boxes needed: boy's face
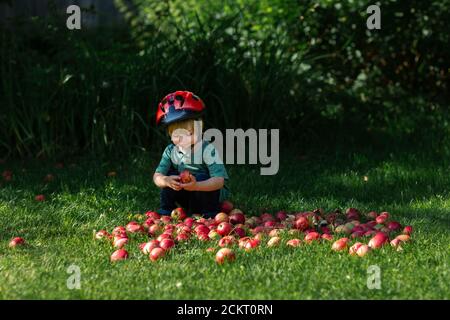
[170,128,199,149]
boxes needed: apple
[126,222,144,234]
[184,217,195,228]
[161,216,172,224]
[229,211,245,225]
[304,232,320,243]
[35,194,46,202]
[390,238,402,247]
[197,232,210,241]
[143,218,156,229]
[208,230,220,240]
[321,233,333,241]
[179,170,191,183]
[148,224,162,236]
[195,224,210,235]
[260,213,275,222]
[233,227,246,238]
[215,248,236,264]
[356,244,371,257]
[95,230,110,240]
[149,247,165,261]
[111,249,128,262]
[346,208,360,221]
[268,229,281,237]
[403,226,413,235]
[264,221,276,228]
[267,236,281,247]
[286,239,302,247]
[112,226,126,237]
[160,238,175,250]
[171,207,187,221]
[220,200,234,213]
[218,235,236,247]
[113,236,128,249]
[9,237,25,248]
[142,240,160,254]
[366,211,378,220]
[251,226,265,235]
[351,231,365,239]
[157,233,172,242]
[254,232,266,241]
[244,238,260,251]
[332,238,349,251]
[294,217,309,231]
[368,232,389,249]
[238,237,251,249]
[217,222,233,236]
[214,212,229,223]
[145,211,160,220]
[276,211,287,221]
[206,247,216,253]
[349,242,364,255]
[176,232,190,242]
[387,221,402,231]
[395,234,411,242]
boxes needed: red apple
[176,232,190,242]
[95,230,110,240]
[197,232,210,241]
[387,221,401,231]
[403,225,413,235]
[179,170,191,183]
[332,238,349,251]
[215,248,236,264]
[206,247,216,253]
[276,211,287,221]
[260,213,275,222]
[35,194,45,202]
[195,224,210,235]
[286,239,302,247]
[220,200,234,213]
[218,235,236,247]
[229,211,245,225]
[304,232,320,243]
[267,236,281,247]
[9,237,25,248]
[148,224,162,236]
[346,208,360,221]
[157,233,172,242]
[368,232,389,249]
[160,238,175,250]
[294,217,309,231]
[113,236,128,249]
[142,240,160,254]
[126,222,144,233]
[145,211,160,220]
[214,212,229,223]
[321,233,333,241]
[244,238,260,251]
[366,211,378,220]
[112,226,127,237]
[349,242,364,255]
[149,247,165,261]
[184,217,195,228]
[171,207,187,221]
[356,244,371,257]
[233,227,246,238]
[217,222,233,236]
[161,216,172,224]
[395,234,411,242]
[111,249,128,262]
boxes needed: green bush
[0,0,448,158]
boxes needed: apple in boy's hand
[179,170,191,184]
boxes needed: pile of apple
[95,201,413,264]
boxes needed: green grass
[0,148,449,299]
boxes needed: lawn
[0,147,449,299]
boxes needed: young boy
[153,91,230,218]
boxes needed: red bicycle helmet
[156,91,205,126]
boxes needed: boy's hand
[180,174,197,191]
[164,175,182,191]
